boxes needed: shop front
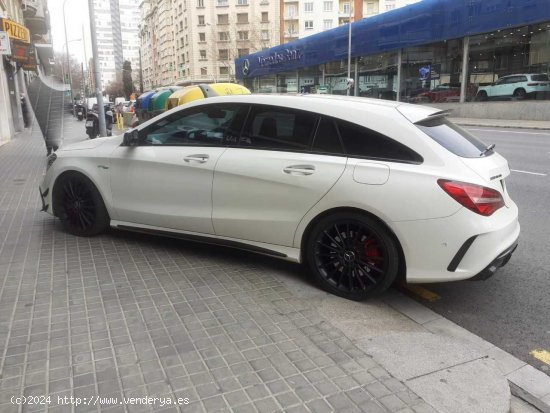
[235,0,550,120]
[0,17,34,142]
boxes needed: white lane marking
[466,128,550,136]
[511,169,547,176]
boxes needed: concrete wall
[423,101,550,121]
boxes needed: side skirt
[111,221,301,262]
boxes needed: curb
[383,291,550,413]
[450,119,550,131]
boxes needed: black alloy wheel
[307,213,399,301]
[53,173,109,236]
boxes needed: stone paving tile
[0,116,433,412]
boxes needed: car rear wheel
[53,173,109,236]
[513,88,526,99]
[477,91,488,101]
[306,213,399,301]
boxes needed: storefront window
[357,51,398,100]
[297,65,323,94]
[468,22,550,102]
[400,40,463,104]
[276,71,298,93]
[324,60,355,96]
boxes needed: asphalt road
[409,126,550,377]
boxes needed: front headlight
[46,153,57,171]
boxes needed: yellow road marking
[530,349,550,365]
[404,285,441,302]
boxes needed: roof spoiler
[198,84,220,98]
[414,110,453,126]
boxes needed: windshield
[416,117,491,158]
[532,74,549,81]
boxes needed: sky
[48,0,92,66]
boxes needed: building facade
[237,0,550,110]
[0,0,51,144]
[280,0,421,43]
[139,0,280,89]
[92,0,140,89]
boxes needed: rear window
[337,120,423,164]
[531,74,549,81]
[416,117,491,158]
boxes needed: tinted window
[416,117,490,158]
[337,120,423,164]
[532,74,549,81]
[240,105,317,151]
[312,118,344,155]
[140,104,247,146]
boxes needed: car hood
[58,135,121,152]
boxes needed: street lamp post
[63,0,75,114]
[88,0,107,137]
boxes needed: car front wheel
[306,213,399,301]
[53,173,109,236]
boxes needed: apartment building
[281,0,420,43]
[92,0,140,88]
[140,0,280,89]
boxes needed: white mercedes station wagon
[40,94,519,300]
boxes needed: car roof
[138,93,442,129]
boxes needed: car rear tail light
[527,83,539,86]
[437,179,504,216]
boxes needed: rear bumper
[469,239,518,281]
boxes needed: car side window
[140,104,247,146]
[311,117,344,155]
[337,119,423,164]
[240,105,317,151]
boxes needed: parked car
[413,84,461,103]
[39,95,519,301]
[476,73,550,100]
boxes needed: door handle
[184,154,209,163]
[283,165,315,176]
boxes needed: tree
[51,51,84,98]
[105,78,124,98]
[122,60,133,99]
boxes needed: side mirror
[123,129,140,147]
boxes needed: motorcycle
[85,104,113,139]
[75,104,85,121]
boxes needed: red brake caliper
[364,238,382,268]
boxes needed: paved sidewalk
[0,114,547,413]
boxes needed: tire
[305,212,399,301]
[53,172,109,236]
[477,91,488,101]
[513,88,526,99]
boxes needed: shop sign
[9,40,36,71]
[258,49,303,68]
[0,18,30,44]
[0,31,11,55]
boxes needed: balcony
[24,0,50,36]
[283,32,299,39]
[284,14,298,21]
[22,0,39,18]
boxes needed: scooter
[75,104,85,121]
[85,104,113,139]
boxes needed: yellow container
[166,83,251,110]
